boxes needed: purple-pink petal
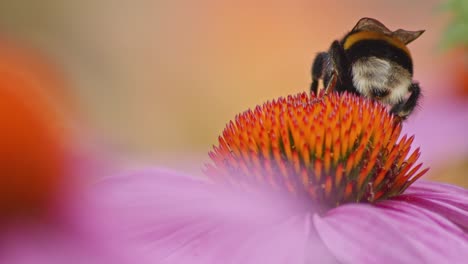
[314,204,423,263]
[396,180,468,231]
[87,168,334,263]
[314,201,468,264]
[378,200,467,236]
[0,225,125,264]
[407,180,468,197]
[86,169,468,264]
[403,98,468,165]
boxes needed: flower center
[0,42,67,222]
[205,92,428,209]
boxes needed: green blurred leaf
[440,0,468,50]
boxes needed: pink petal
[403,99,468,165]
[314,202,468,264]
[88,168,335,263]
[406,180,468,199]
[397,180,468,231]
[0,225,123,264]
[377,200,467,236]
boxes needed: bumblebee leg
[311,52,328,94]
[390,82,421,120]
[329,41,348,79]
[325,73,338,94]
[328,40,351,93]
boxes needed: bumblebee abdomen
[351,57,412,105]
[343,32,413,75]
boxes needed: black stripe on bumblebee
[310,17,425,120]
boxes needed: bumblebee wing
[392,29,425,44]
[351,17,392,34]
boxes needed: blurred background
[0,0,466,186]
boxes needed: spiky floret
[205,92,428,209]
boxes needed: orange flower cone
[206,92,428,209]
[0,39,68,221]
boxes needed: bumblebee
[311,17,425,120]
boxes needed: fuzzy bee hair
[311,17,424,120]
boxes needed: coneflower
[0,38,120,264]
[91,92,468,264]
